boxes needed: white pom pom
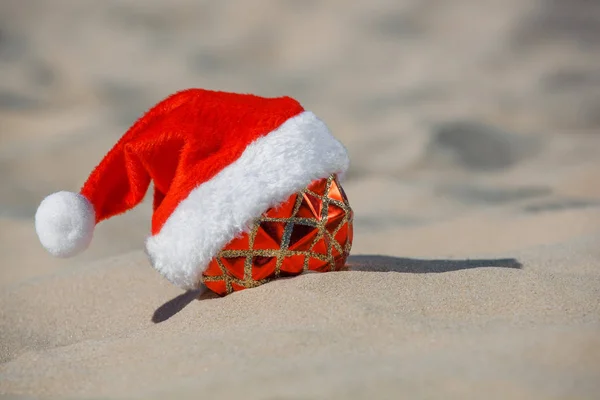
[35,191,96,258]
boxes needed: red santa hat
[34,88,349,289]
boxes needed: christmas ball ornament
[203,174,353,295]
[34,88,352,294]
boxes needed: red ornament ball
[202,174,353,295]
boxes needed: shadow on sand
[152,254,522,323]
[346,255,522,273]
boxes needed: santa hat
[35,89,349,289]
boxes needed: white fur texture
[145,111,349,289]
[35,191,96,258]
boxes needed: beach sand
[1,0,600,398]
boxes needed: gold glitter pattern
[201,174,353,295]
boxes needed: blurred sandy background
[1,0,600,399]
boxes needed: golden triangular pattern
[201,174,354,295]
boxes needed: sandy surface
[1,0,600,398]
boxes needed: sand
[1,0,600,398]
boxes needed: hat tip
[35,191,96,258]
